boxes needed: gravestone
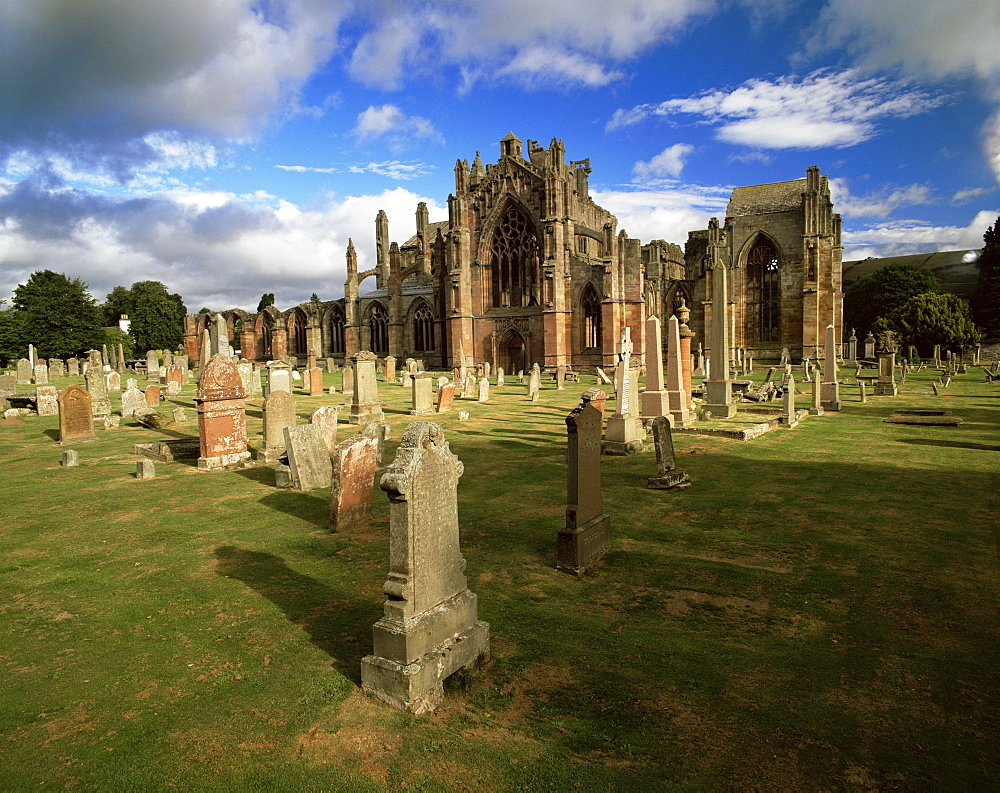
[865,333,877,359]
[259,390,296,463]
[329,433,379,532]
[516,370,525,384]
[410,372,434,415]
[57,385,97,444]
[310,404,341,452]
[61,449,79,467]
[342,362,355,396]
[106,371,120,392]
[0,373,14,392]
[361,421,392,466]
[17,359,32,384]
[269,367,292,395]
[603,328,644,455]
[85,369,111,417]
[136,459,156,479]
[664,315,691,426]
[401,370,413,388]
[859,382,867,402]
[809,375,824,416]
[172,408,188,423]
[196,354,250,471]
[349,351,384,425]
[120,385,146,417]
[163,350,173,368]
[361,422,489,715]
[821,324,842,411]
[308,366,324,396]
[496,367,505,387]
[48,360,63,381]
[164,365,184,391]
[236,362,253,397]
[436,382,456,413]
[526,368,540,402]
[146,350,160,378]
[283,424,333,490]
[462,375,476,398]
[33,363,48,385]
[646,416,691,489]
[144,384,161,406]
[558,390,611,573]
[166,381,181,396]
[781,376,798,428]
[384,356,396,382]
[477,377,489,402]
[703,259,737,418]
[116,343,125,373]
[847,330,857,362]
[555,364,566,391]
[640,315,670,420]
[36,386,58,416]
[28,344,36,368]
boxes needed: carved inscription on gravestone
[58,385,98,444]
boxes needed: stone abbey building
[184,133,842,369]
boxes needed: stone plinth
[361,422,489,715]
[196,354,250,471]
[559,391,611,573]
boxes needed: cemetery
[0,349,997,789]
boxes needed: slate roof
[727,178,807,217]
[400,220,449,250]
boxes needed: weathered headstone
[603,328,644,455]
[462,375,476,399]
[664,315,691,426]
[558,390,611,573]
[477,377,489,402]
[436,382,455,413]
[259,389,296,463]
[641,315,669,421]
[106,371,120,392]
[781,376,798,428]
[555,364,566,390]
[821,324,842,411]
[172,407,188,423]
[329,433,379,532]
[33,363,49,385]
[308,366,324,396]
[847,330,857,362]
[57,385,97,444]
[236,362,253,397]
[61,449,79,467]
[16,358,32,384]
[646,416,691,489]
[859,382,868,402]
[496,367,505,387]
[36,385,58,416]
[310,404,341,453]
[120,385,146,417]
[146,350,160,378]
[144,384,161,406]
[361,421,391,466]
[526,367,540,402]
[196,354,250,470]
[410,372,434,415]
[86,369,112,418]
[704,253,737,418]
[283,424,333,490]
[809,375,824,416]
[136,459,156,479]
[361,422,489,715]
[48,359,63,381]
[269,367,292,395]
[342,362,355,396]
[349,351,384,425]
[384,356,396,382]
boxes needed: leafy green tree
[103,327,135,363]
[257,293,275,312]
[12,270,104,358]
[198,307,212,314]
[0,305,25,367]
[101,281,186,353]
[309,293,321,305]
[844,263,940,340]
[969,216,1000,341]
[886,292,980,355]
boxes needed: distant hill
[842,250,979,299]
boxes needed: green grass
[1,364,998,790]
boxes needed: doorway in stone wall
[498,329,527,375]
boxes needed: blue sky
[1,0,998,312]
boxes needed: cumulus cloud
[0,0,346,173]
[841,210,999,260]
[0,176,445,310]
[347,0,713,91]
[591,181,731,243]
[632,144,694,181]
[607,70,944,150]
[828,178,935,219]
[351,106,443,150]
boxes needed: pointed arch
[497,328,527,375]
[477,194,542,309]
[409,299,435,352]
[581,282,602,350]
[741,233,781,344]
[364,301,389,354]
[254,306,281,360]
[324,303,345,356]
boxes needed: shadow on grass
[43,429,59,441]
[899,438,1000,452]
[213,544,370,683]
[258,489,329,526]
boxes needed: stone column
[676,301,695,412]
[640,315,669,420]
[361,422,489,715]
[664,316,691,427]
[704,265,737,418]
[821,324,841,411]
[558,390,611,574]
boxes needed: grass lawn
[1,363,998,790]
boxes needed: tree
[198,307,212,314]
[969,216,1000,341]
[886,292,980,355]
[309,293,321,305]
[101,281,186,353]
[11,270,104,358]
[844,263,940,340]
[0,304,24,367]
[103,327,135,363]
[257,293,275,312]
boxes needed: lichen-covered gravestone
[195,354,250,471]
[310,404,341,453]
[120,385,146,418]
[410,372,434,415]
[329,433,379,532]
[57,385,97,444]
[646,416,690,490]
[349,351,384,425]
[35,386,58,416]
[361,422,489,715]
[436,382,455,413]
[17,358,32,384]
[283,424,333,490]
[259,389,296,463]
[558,390,611,574]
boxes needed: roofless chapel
[184,133,843,370]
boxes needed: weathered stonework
[196,354,250,471]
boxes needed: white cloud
[828,178,935,219]
[607,70,945,150]
[632,144,694,181]
[348,161,434,180]
[841,210,999,259]
[351,105,443,150]
[952,186,993,203]
[276,164,338,174]
[0,177,446,311]
[592,181,731,243]
[347,0,713,91]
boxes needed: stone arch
[739,232,782,345]
[254,306,281,360]
[476,193,542,309]
[579,281,603,350]
[363,301,389,354]
[497,327,527,375]
[287,307,309,356]
[664,282,692,319]
[407,298,435,353]
[321,303,346,356]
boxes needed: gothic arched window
[328,307,345,355]
[490,204,540,308]
[412,303,434,352]
[367,303,389,354]
[290,309,308,355]
[746,236,780,344]
[582,284,602,349]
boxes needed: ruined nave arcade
[184,134,842,371]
